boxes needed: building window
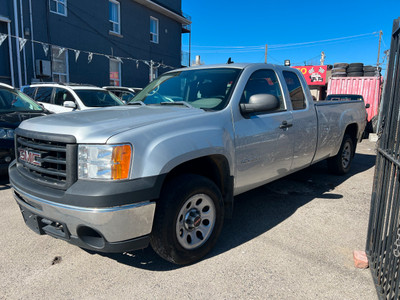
[110,59,121,86]
[49,0,67,16]
[109,0,120,34]
[150,17,159,43]
[52,46,69,83]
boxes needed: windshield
[0,88,43,113]
[130,68,242,111]
[74,90,125,107]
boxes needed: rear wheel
[150,174,224,265]
[328,134,354,175]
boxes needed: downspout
[19,0,28,85]
[13,0,22,87]
[29,0,36,79]
[7,22,15,87]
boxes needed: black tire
[364,72,378,77]
[150,174,224,265]
[334,63,349,69]
[327,134,354,175]
[332,68,346,73]
[347,72,364,77]
[364,66,381,72]
[332,73,347,77]
[347,66,363,73]
[349,63,364,68]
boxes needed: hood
[18,105,206,143]
[0,111,47,129]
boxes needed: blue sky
[182,1,400,70]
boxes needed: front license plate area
[20,207,44,235]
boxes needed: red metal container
[327,77,382,121]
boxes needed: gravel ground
[0,139,378,299]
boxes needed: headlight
[0,129,15,139]
[78,144,132,180]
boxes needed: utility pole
[320,51,325,65]
[149,60,154,82]
[377,30,383,67]
[264,44,267,63]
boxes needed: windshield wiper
[128,101,146,106]
[160,101,194,108]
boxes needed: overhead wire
[187,31,379,54]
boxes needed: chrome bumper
[13,186,156,243]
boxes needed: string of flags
[0,32,175,70]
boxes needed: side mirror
[365,103,370,109]
[240,94,280,115]
[63,101,76,109]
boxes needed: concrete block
[369,134,378,142]
[353,250,369,269]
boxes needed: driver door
[234,69,294,194]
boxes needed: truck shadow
[100,151,376,270]
[0,173,10,191]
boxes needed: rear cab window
[282,71,307,110]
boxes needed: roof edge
[132,0,191,25]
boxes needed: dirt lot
[0,140,378,299]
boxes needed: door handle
[279,120,293,129]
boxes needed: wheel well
[344,123,358,155]
[162,155,234,216]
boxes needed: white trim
[133,0,190,25]
[49,0,67,17]
[51,46,69,83]
[0,16,11,23]
[29,0,36,79]
[150,16,159,44]
[0,17,14,86]
[109,58,121,86]
[7,22,15,86]
[109,0,121,35]
[13,0,22,87]
[20,0,27,85]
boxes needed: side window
[282,71,306,110]
[35,87,53,103]
[54,88,74,106]
[22,87,36,99]
[241,69,285,111]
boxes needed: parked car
[9,63,367,264]
[0,83,47,174]
[103,86,143,103]
[21,83,124,113]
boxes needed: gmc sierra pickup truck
[9,64,367,265]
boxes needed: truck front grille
[15,129,77,190]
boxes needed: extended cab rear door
[280,70,318,171]
[233,68,294,194]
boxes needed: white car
[21,83,125,113]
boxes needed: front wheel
[150,174,224,265]
[327,134,354,175]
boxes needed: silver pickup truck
[9,63,367,264]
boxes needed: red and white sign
[292,65,327,86]
[110,72,119,80]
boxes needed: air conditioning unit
[36,59,51,77]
